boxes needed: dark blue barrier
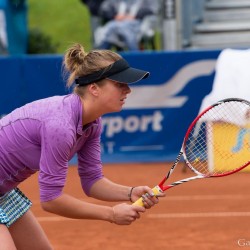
[0,50,221,163]
[0,55,67,116]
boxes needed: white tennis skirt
[0,188,32,227]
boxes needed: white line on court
[147,212,250,219]
[36,211,250,222]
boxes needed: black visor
[75,58,150,86]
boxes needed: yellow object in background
[211,123,250,172]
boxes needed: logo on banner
[102,111,163,138]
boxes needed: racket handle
[132,185,163,207]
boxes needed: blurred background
[3,0,250,55]
[1,0,250,163]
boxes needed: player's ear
[88,83,99,97]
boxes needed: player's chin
[113,105,123,112]
[105,105,122,113]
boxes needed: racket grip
[132,185,163,207]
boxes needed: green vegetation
[27,0,162,54]
[27,0,92,54]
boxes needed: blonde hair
[63,43,122,95]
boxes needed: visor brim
[107,67,150,84]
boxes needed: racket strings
[184,100,250,176]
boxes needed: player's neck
[81,99,103,126]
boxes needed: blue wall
[0,50,221,162]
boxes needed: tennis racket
[133,98,250,207]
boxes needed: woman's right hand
[111,203,146,225]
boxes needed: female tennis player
[0,43,161,249]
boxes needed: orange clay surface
[19,163,250,250]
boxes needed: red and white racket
[133,98,250,206]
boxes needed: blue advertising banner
[0,50,221,163]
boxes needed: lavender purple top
[0,94,104,202]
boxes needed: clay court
[20,162,250,250]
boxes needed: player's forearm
[41,193,114,222]
[89,177,131,202]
